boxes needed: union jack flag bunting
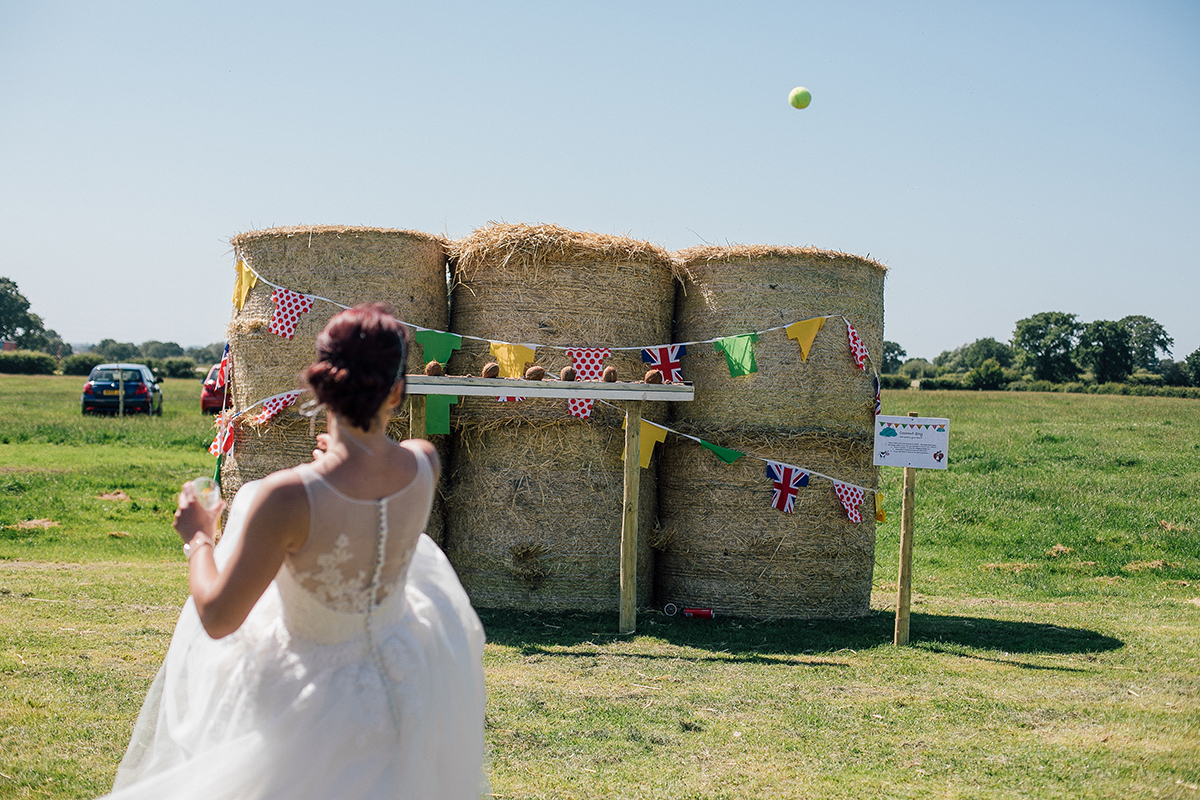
[215,343,229,389]
[765,460,810,513]
[641,344,686,383]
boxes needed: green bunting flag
[713,333,758,377]
[424,395,458,435]
[700,439,744,464]
[413,330,463,366]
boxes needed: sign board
[873,416,950,470]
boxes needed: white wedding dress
[104,443,487,799]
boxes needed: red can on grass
[682,607,714,619]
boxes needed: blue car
[81,363,163,415]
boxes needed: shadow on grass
[478,608,1123,664]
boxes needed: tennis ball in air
[788,87,812,109]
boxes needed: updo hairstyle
[304,303,408,431]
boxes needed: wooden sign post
[873,410,951,647]
[894,412,919,646]
[404,375,693,634]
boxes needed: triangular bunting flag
[875,492,886,523]
[565,347,612,418]
[254,391,303,424]
[424,395,458,435]
[765,461,810,513]
[785,317,825,362]
[714,333,758,377]
[208,416,235,456]
[215,343,230,390]
[232,259,258,311]
[845,320,869,371]
[622,419,669,468]
[833,481,865,523]
[413,330,462,366]
[873,375,882,416]
[269,288,315,339]
[700,439,744,464]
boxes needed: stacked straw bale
[222,225,450,542]
[671,245,886,437]
[445,223,678,611]
[655,244,887,618]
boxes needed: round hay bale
[444,223,678,610]
[220,225,450,544]
[447,223,679,425]
[445,420,655,611]
[654,432,876,619]
[672,245,887,438]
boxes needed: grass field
[1,375,1198,799]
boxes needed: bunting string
[232,253,880,374]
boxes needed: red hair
[303,303,408,430]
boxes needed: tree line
[0,276,223,376]
[882,313,1200,391]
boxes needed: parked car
[200,363,228,414]
[81,363,163,415]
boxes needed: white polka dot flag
[564,347,612,418]
[845,320,869,371]
[832,481,865,523]
[253,391,304,424]
[269,288,316,340]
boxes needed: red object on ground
[682,607,714,619]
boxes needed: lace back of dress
[287,452,432,615]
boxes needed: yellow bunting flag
[622,419,669,468]
[232,259,258,311]
[785,317,826,362]
[875,492,886,523]
[489,342,537,378]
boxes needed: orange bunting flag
[785,317,826,362]
[875,492,886,523]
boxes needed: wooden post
[620,401,643,634]
[118,364,125,418]
[408,395,426,440]
[894,411,918,646]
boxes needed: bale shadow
[478,607,1123,663]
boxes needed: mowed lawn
[1,375,1198,799]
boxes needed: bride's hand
[173,483,225,543]
[312,433,332,462]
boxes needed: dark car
[81,363,163,415]
[200,363,228,414]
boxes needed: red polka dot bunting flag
[269,288,316,340]
[253,391,303,424]
[832,481,865,523]
[208,420,234,456]
[564,347,611,418]
[845,320,869,371]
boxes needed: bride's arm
[174,471,309,639]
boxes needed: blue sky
[2,1,1197,361]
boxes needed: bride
[104,303,487,799]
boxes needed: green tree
[1119,315,1173,372]
[141,340,184,359]
[16,327,71,357]
[1012,312,1082,382]
[899,358,938,379]
[0,277,44,342]
[937,337,1015,372]
[965,358,1006,390]
[186,342,226,365]
[1185,348,1200,387]
[1077,320,1133,384]
[92,339,141,362]
[882,341,906,373]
